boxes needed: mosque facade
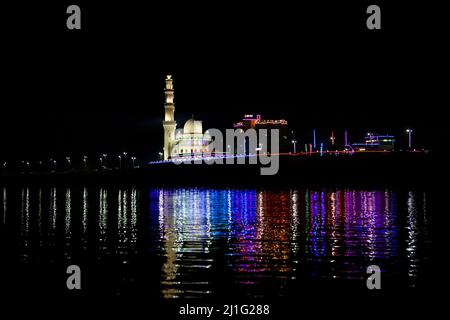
[162,75,211,160]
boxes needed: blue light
[313,129,316,150]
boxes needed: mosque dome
[183,118,203,134]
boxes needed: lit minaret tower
[163,75,176,160]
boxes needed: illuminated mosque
[162,75,211,160]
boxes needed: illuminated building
[233,114,289,152]
[162,75,211,159]
[233,114,288,130]
[172,119,212,157]
[351,133,395,151]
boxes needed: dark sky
[1,1,446,161]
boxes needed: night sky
[1,1,446,161]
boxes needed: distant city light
[406,129,413,149]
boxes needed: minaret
[163,75,176,160]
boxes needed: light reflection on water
[2,187,6,225]
[0,186,432,297]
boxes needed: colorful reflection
[152,187,430,297]
[2,186,431,297]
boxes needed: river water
[0,186,432,297]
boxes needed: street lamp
[291,140,297,154]
[50,159,57,170]
[131,156,136,168]
[101,154,108,168]
[118,155,122,169]
[406,129,413,149]
[123,152,127,168]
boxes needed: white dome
[183,118,203,134]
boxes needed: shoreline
[0,152,436,189]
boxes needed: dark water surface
[0,186,432,297]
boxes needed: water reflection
[98,188,108,256]
[38,188,43,247]
[156,189,216,298]
[153,188,430,297]
[406,191,419,288]
[2,187,6,225]
[117,188,138,260]
[82,188,88,248]
[3,186,432,296]
[50,187,57,234]
[20,188,31,260]
[64,188,72,259]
